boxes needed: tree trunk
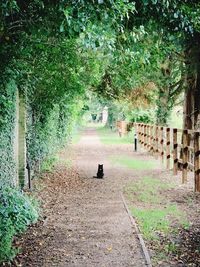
[183,33,200,130]
[183,88,193,129]
[156,86,172,126]
[156,58,173,126]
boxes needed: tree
[62,0,200,129]
[132,0,200,129]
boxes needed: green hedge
[0,77,18,188]
[0,187,39,263]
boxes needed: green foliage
[0,3,199,265]
[133,0,200,36]
[128,108,156,123]
[0,187,39,263]
[0,75,18,187]
[61,0,135,38]
[41,155,59,172]
[0,0,200,188]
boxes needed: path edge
[121,193,152,267]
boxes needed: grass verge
[110,155,157,170]
[124,176,189,264]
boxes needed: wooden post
[166,127,171,169]
[150,125,154,153]
[194,132,200,192]
[121,121,127,136]
[152,125,156,156]
[141,124,144,148]
[160,127,164,163]
[138,124,140,143]
[182,129,188,183]
[144,124,147,148]
[137,124,139,142]
[173,128,178,175]
[138,123,141,144]
[155,126,159,159]
[143,124,145,148]
[147,125,150,149]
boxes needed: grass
[124,175,188,263]
[125,176,172,203]
[97,126,134,145]
[132,205,185,240]
[110,155,157,170]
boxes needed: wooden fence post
[144,124,147,148]
[173,128,178,175]
[145,124,148,148]
[141,124,144,148]
[155,126,159,158]
[137,124,140,143]
[143,124,145,149]
[127,121,200,193]
[160,127,164,163]
[182,129,188,183]
[194,132,200,192]
[145,124,148,149]
[152,125,156,156]
[147,125,151,150]
[139,124,142,145]
[166,127,171,169]
[150,125,154,153]
[140,124,142,145]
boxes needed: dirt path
[11,128,146,267]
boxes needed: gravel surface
[6,127,200,267]
[9,128,146,267]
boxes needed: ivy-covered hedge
[0,14,91,264]
[26,100,83,173]
[0,187,39,263]
[0,76,18,188]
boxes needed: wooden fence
[134,123,200,192]
[116,120,127,136]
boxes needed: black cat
[93,164,104,179]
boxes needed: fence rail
[117,121,200,192]
[135,123,200,192]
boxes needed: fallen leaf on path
[107,245,113,252]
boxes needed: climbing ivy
[0,72,18,188]
[0,187,39,262]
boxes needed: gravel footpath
[9,128,145,267]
